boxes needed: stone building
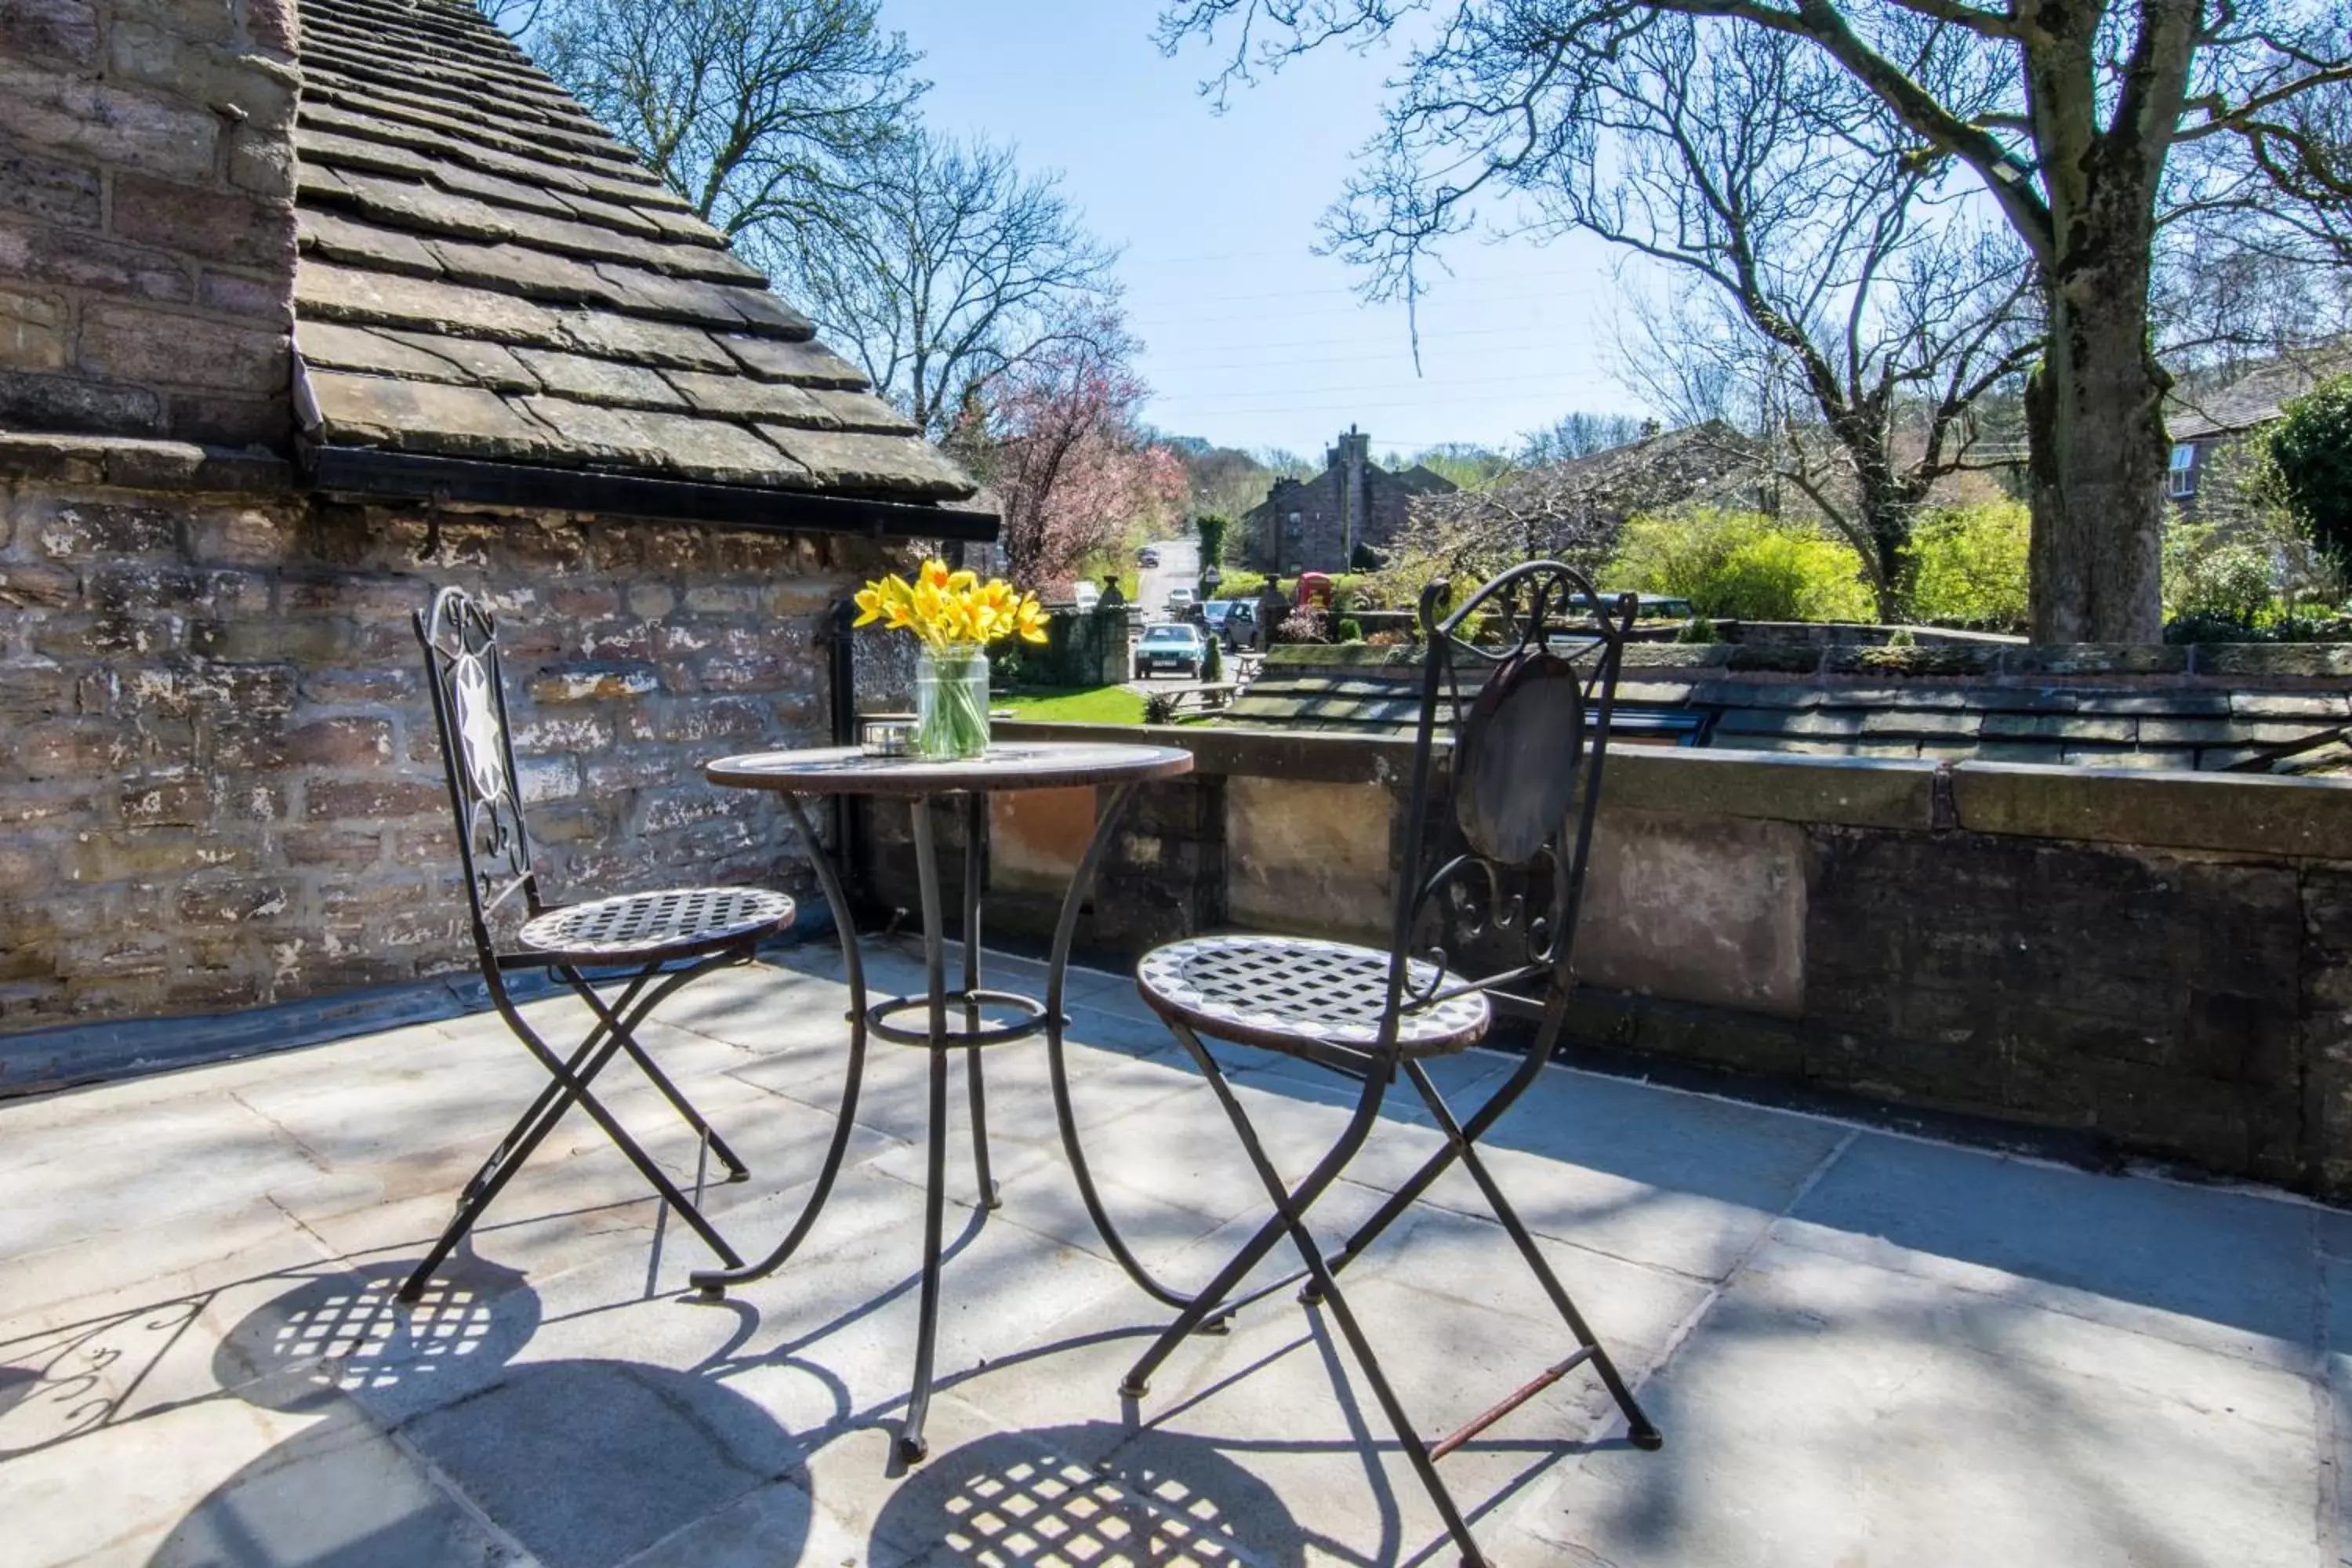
[1242,427,1455,574]
[0,0,983,1083]
[2165,346,2350,516]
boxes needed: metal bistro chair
[1118,562,1661,1566]
[398,586,797,1304]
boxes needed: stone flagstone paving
[0,941,2341,1566]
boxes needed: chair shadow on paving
[873,1421,1305,1568]
[137,1255,815,1568]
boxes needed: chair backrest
[415,586,539,956]
[1377,561,1635,1045]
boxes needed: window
[2168,442,2197,499]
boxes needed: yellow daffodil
[852,559,1052,652]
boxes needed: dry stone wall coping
[993,718,2352,858]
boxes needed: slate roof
[2169,346,2352,444]
[1227,647,2352,774]
[1405,423,1759,552]
[288,0,974,503]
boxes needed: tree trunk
[2024,284,2171,642]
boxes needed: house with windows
[2167,347,2350,514]
[1241,426,1455,573]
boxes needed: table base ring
[866,988,1052,1048]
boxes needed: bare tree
[779,132,1120,437]
[1159,0,2352,642]
[1569,20,2039,617]
[538,0,919,239]
[1518,411,1651,464]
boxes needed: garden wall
[866,718,2352,1200]
[0,437,878,1083]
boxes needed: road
[1133,537,1200,622]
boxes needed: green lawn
[996,685,1149,724]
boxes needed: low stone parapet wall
[862,718,2352,1199]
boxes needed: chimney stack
[0,0,301,448]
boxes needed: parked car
[1138,547,1162,569]
[1165,586,1198,617]
[1201,599,1259,650]
[1134,622,1207,679]
[1071,579,1100,613]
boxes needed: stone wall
[894,720,2352,1200]
[0,455,875,1069]
[0,0,299,445]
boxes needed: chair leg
[561,959,752,1181]
[1405,1062,1661,1449]
[1118,1021,1373,1400]
[399,987,746,1303]
[1183,1034,1493,1566]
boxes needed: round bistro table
[695,740,1195,1462]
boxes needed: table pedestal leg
[963,792,1000,1210]
[902,797,954,1462]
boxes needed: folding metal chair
[399,586,797,1304]
[1117,562,1661,1566]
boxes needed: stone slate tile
[430,238,627,305]
[553,310,735,372]
[663,367,832,424]
[514,347,686,408]
[376,326,540,391]
[713,334,870,388]
[1784,1132,2317,1358]
[296,259,569,344]
[515,397,810,485]
[1526,1239,2321,1568]
[309,370,561,459]
[403,1359,805,1568]
[760,425,979,499]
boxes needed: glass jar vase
[913,643,990,760]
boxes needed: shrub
[1606,508,1875,622]
[1336,617,1365,644]
[2267,375,2352,573]
[1218,568,1269,600]
[2164,521,2276,626]
[1907,502,2030,631]
[1278,604,1330,644]
[1203,638,1225,681]
[1676,615,1719,644]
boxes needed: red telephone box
[1297,572,1334,612]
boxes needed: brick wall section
[0,472,877,1045]
[0,0,299,445]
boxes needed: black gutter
[305,445,1000,541]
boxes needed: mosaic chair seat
[1119,563,1662,1568]
[397,586,796,1303]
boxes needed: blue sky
[880,0,1649,459]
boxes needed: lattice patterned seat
[517,886,796,961]
[1136,934,1492,1059]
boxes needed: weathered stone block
[303,777,448,821]
[0,60,220,181]
[0,0,100,69]
[0,144,102,230]
[0,287,67,371]
[80,303,288,395]
[282,717,394,766]
[0,369,163,436]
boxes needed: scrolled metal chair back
[416,586,539,951]
[1378,562,1635,1042]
